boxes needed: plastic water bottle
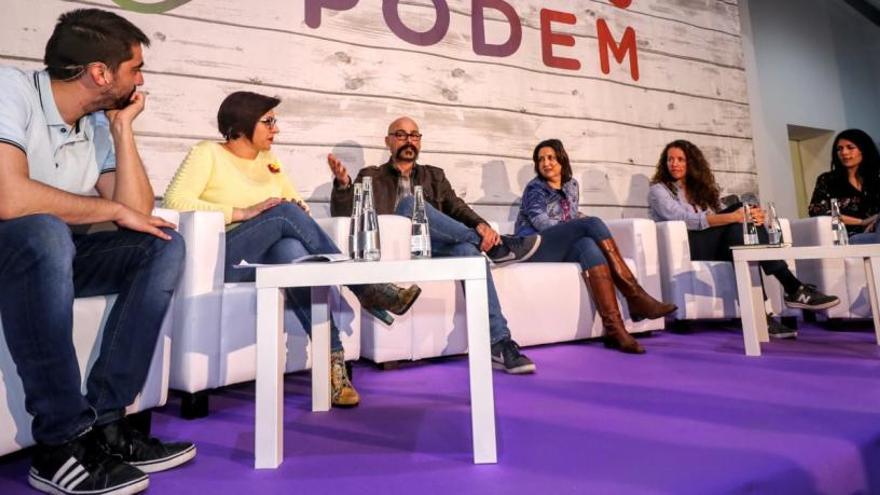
[765,202,783,245]
[360,176,381,261]
[830,198,849,246]
[410,185,431,259]
[348,182,363,260]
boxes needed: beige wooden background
[0,0,754,221]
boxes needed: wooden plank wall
[0,0,754,221]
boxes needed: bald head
[387,116,418,135]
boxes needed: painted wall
[740,0,880,219]
[0,0,755,222]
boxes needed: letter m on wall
[597,18,639,81]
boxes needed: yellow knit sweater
[163,141,304,225]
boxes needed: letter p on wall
[305,0,359,28]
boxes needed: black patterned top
[808,171,880,234]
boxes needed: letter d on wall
[472,0,522,57]
[305,0,359,29]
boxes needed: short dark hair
[217,91,281,141]
[44,9,150,80]
[532,139,573,184]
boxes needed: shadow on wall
[624,173,651,214]
[474,159,521,221]
[312,141,367,202]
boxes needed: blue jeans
[850,232,880,244]
[527,216,610,269]
[224,203,352,351]
[0,215,184,445]
[395,196,510,344]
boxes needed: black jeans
[687,223,788,276]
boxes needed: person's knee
[573,238,604,269]
[266,201,302,219]
[448,242,480,256]
[147,229,186,277]
[16,214,75,264]
[395,195,414,216]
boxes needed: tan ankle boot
[356,284,422,316]
[331,350,360,407]
[584,265,645,354]
[596,238,676,321]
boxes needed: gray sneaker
[784,284,839,311]
[486,235,542,267]
[766,315,797,339]
[490,338,536,374]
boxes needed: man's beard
[112,87,137,110]
[395,144,418,162]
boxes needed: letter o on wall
[383,0,450,46]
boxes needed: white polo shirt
[0,67,115,195]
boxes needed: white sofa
[655,219,797,322]
[0,209,178,457]
[318,216,665,364]
[790,216,872,319]
[170,211,362,416]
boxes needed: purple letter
[383,0,450,46]
[305,0,359,29]
[472,0,522,57]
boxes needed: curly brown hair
[651,140,721,211]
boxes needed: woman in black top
[808,129,880,244]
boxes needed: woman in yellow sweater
[164,91,421,407]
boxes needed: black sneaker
[784,284,840,310]
[767,315,797,339]
[490,338,536,374]
[29,430,149,495]
[486,235,542,267]
[96,418,196,474]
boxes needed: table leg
[311,286,331,412]
[734,260,762,356]
[464,277,497,464]
[865,257,880,345]
[255,287,284,469]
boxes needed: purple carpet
[2,322,880,495]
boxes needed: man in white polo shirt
[0,9,194,495]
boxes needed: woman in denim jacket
[514,139,676,354]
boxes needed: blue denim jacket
[515,177,581,236]
[647,182,711,231]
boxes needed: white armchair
[170,211,362,417]
[655,219,796,322]
[0,209,178,457]
[790,217,871,319]
[318,216,664,364]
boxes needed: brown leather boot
[584,265,645,354]
[597,238,676,321]
[356,283,422,316]
[331,350,360,407]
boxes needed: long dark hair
[532,139,573,184]
[830,129,880,193]
[651,140,720,211]
[217,91,280,141]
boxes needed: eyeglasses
[388,131,422,141]
[259,117,278,128]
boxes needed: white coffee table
[731,244,880,356]
[252,256,497,468]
